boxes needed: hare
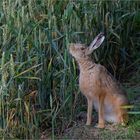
[69,33,129,128]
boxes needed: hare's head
[69,33,105,60]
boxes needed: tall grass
[0,0,140,139]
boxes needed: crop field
[0,0,140,139]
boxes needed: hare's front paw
[86,122,91,126]
[95,123,105,128]
[86,121,91,126]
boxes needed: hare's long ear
[87,33,105,54]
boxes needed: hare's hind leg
[86,98,93,125]
[117,108,128,126]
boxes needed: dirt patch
[61,123,131,140]
[60,109,140,140]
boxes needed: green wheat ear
[1,52,6,88]
[10,54,15,77]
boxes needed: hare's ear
[87,33,105,54]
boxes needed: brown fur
[69,34,128,128]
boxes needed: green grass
[0,0,140,139]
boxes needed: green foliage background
[0,0,140,139]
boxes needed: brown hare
[69,33,129,128]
